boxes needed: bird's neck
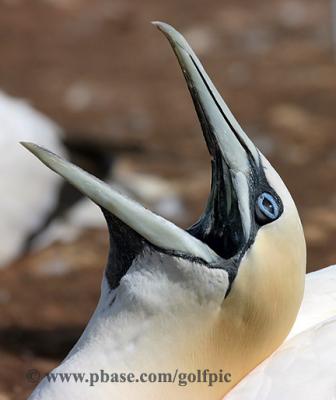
[72,252,228,367]
[62,252,235,399]
[60,240,305,400]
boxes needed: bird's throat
[62,233,305,400]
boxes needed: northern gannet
[22,22,325,399]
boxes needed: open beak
[22,22,261,265]
[154,22,260,259]
[21,142,218,264]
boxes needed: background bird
[0,90,65,267]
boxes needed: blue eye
[255,192,280,223]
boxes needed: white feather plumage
[0,90,65,267]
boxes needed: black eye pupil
[263,198,274,213]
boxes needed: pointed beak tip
[20,141,50,158]
[20,141,60,168]
[151,21,170,32]
[20,141,40,154]
[151,21,185,47]
[20,140,33,148]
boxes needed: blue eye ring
[256,192,280,223]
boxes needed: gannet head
[22,23,306,400]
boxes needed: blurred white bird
[0,90,65,267]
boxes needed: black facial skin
[188,152,243,260]
[103,209,146,291]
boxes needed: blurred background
[0,0,335,398]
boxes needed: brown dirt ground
[0,0,335,398]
